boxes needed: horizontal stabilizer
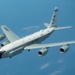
[54,26,72,30]
[44,23,50,28]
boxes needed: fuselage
[0,27,55,58]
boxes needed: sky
[0,0,75,75]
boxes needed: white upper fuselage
[0,27,55,58]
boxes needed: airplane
[0,7,75,59]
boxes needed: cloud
[50,70,62,75]
[40,63,50,70]
[22,26,39,31]
[49,67,65,75]
[32,62,51,75]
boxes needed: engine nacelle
[38,48,48,56]
[60,44,70,54]
[0,34,6,41]
[1,40,10,47]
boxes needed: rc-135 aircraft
[0,7,75,59]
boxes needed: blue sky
[0,0,75,75]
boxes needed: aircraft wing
[1,25,20,42]
[24,40,75,49]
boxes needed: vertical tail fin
[44,7,58,28]
[50,7,58,27]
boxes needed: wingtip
[1,25,7,28]
[68,26,72,28]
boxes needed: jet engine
[1,40,10,47]
[0,34,6,41]
[60,44,70,54]
[38,48,48,56]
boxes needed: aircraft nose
[0,52,3,59]
[0,51,5,59]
